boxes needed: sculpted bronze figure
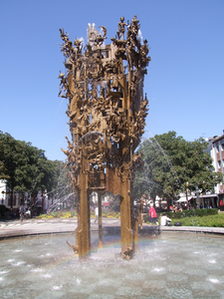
[59,17,150,258]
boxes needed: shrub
[102,212,120,218]
[162,208,218,219]
[0,205,9,217]
[37,210,76,219]
[178,214,224,227]
[36,214,54,219]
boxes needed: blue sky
[0,0,223,161]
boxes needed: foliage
[163,208,218,219]
[0,131,66,199]
[0,205,10,218]
[36,210,120,219]
[174,214,224,227]
[133,131,223,200]
[102,211,120,218]
[37,210,76,219]
[160,208,224,227]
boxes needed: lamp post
[195,186,200,208]
[185,181,189,209]
[202,181,205,208]
[1,191,5,205]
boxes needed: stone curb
[0,219,224,239]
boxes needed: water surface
[0,232,224,298]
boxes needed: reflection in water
[0,232,224,298]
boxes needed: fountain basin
[1,230,224,298]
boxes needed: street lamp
[185,182,190,209]
[195,186,200,208]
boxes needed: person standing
[94,205,98,223]
[19,204,25,222]
[148,204,158,224]
[137,198,145,229]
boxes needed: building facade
[209,132,224,194]
[0,179,49,216]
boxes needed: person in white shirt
[160,215,171,226]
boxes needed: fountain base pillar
[76,159,90,258]
[120,174,133,256]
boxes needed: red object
[149,207,157,218]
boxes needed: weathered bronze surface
[59,17,150,258]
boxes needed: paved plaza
[0,218,224,239]
[0,218,118,239]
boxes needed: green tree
[0,132,20,204]
[133,131,223,201]
[0,131,62,204]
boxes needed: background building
[208,131,224,194]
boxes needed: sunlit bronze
[59,16,150,258]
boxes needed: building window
[216,144,220,153]
[214,143,219,153]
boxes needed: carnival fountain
[1,17,224,298]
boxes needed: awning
[198,194,218,199]
[191,194,218,199]
[176,196,192,203]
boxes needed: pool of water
[0,231,224,298]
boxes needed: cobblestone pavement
[0,218,224,239]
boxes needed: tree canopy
[0,131,66,197]
[133,131,223,200]
[1,130,222,206]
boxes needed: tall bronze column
[76,157,90,258]
[59,16,150,258]
[120,171,133,252]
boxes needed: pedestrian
[137,198,145,229]
[25,208,31,218]
[94,206,98,223]
[148,204,158,224]
[19,204,25,222]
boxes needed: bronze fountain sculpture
[59,16,150,259]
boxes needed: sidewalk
[0,218,224,239]
[0,218,120,239]
[161,225,224,235]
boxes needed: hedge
[177,214,224,227]
[162,208,218,219]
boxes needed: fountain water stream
[1,231,224,298]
